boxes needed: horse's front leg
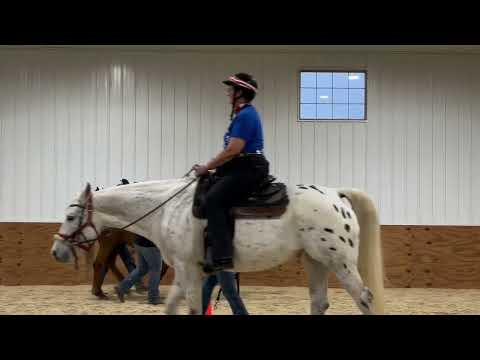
[165,271,185,315]
[165,284,185,315]
[92,263,109,299]
[184,266,203,315]
[92,242,117,299]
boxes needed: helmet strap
[230,89,243,120]
[230,98,236,120]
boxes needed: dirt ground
[1,285,479,315]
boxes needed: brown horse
[92,229,170,299]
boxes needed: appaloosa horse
[51,175,385,315]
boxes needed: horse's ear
[81,183,92,201]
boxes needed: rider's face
[226,86,241,104]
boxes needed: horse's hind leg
[108,254,125,282]
[303,253,330,315]
[333,263,374,315]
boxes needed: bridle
[55,193,99,252]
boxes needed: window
[299,71,367,121]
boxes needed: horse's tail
[337,188,385,314]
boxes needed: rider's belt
[237,153,264,158]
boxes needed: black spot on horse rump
[348,238,354,247]
[360,301,370,310]
[338,193,352,204]
[339,236,346,243]
[309,185,325,194]
[329,247,337,251]
[324,228,334,233]
[345,224,351,232]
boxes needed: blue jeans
[202,272,248,315]
[117,244,162,302]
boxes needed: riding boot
[210,225,234,272]
[202,245,216,274]
[203,229,233,273]
[202,227,214,273]
[202,250,233,273]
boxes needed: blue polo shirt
[223,104,264,153]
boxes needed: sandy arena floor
[1,285,479,315]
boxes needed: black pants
[205,156,269,262]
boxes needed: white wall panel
[0,48,479,225]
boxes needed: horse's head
[51,183,101,265]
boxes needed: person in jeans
[202,271,248,315]
[114,235,163,305]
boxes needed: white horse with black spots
[50,177,385,314]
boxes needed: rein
[119,170,198,232]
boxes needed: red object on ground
[205,303,213,315]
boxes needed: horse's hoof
[93,290,109,300]
[165,303,177,315]
[95,294,109,300]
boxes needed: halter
[55,194,99,252]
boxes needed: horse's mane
[101,178,189,188]
[92,178,195,199]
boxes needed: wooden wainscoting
[1,223,479,288]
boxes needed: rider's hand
[194,164,209,177]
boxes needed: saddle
[192,174,289,220]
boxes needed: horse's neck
[92,179,196,237]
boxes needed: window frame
[298,69,368,123]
